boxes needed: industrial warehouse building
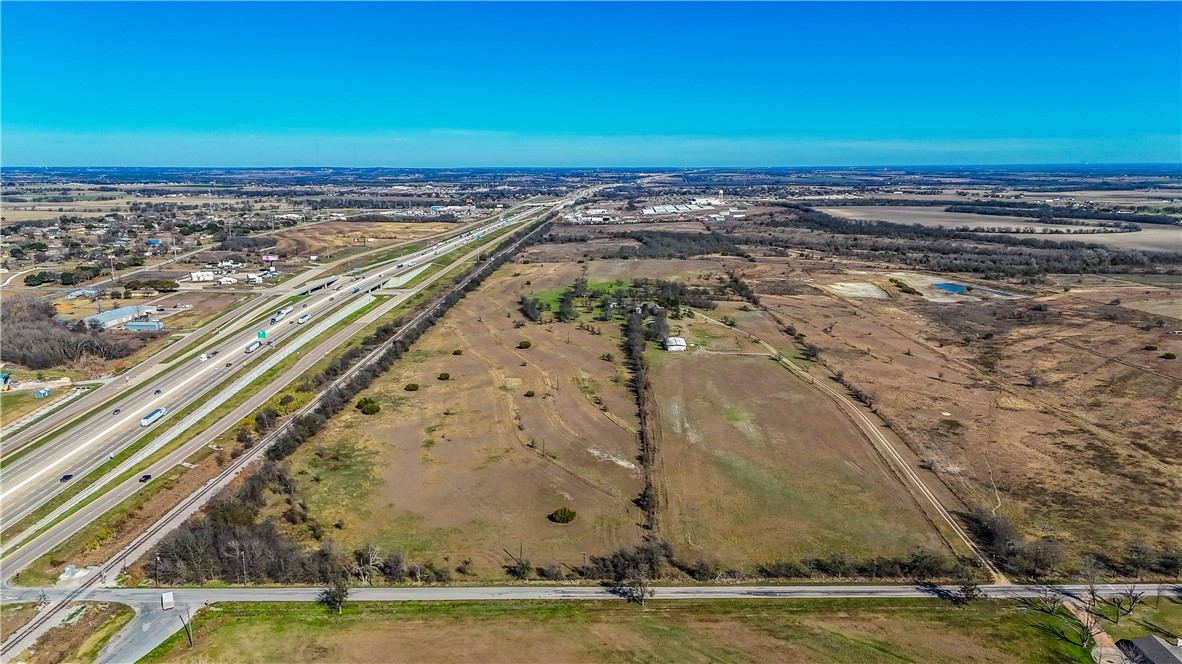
[82,305,155,330]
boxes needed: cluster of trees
[0,296,132,369]
[615,278,718,312]
[758,548,971,581]
[945,203,1177,226]
[724,271,760,306]
[611,231,747,260]
[20,263,106,286]
[519,295,544,322]
[152,215,557,585]
[123,279,179,292]
[831,370,875,409]
[754,206,1182,277]
[961,508,1182,581]
[217,236,277,252]
[621,312,657,530]
[950,225,1136,236]
[965,508,1070,579]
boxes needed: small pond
[934,282,1012,297]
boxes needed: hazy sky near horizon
[2,1,1179,167]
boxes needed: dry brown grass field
[747,262,1181,558]
[263,261,646,577]
[270,221,453,257]
[647,309,947,569]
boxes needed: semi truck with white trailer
[245,340,262,354]
[297,314,310,324]
[141,407,167,427]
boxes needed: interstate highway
[0,214,522,532]
[0,203,536,454]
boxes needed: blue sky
[2,2,1179,166]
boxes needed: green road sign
[258,330,266,339]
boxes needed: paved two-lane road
[2,582,1177,663]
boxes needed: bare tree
[1078,556,1102,610]
[629,570,654,607]
[349,543,382,585]
[1064,610,1099,649]
[1103,586,1143,625]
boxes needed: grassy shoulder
[142,598,1092,663]
[0,388,72,428]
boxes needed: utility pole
[241,550,247,587]
[155,554,161,587]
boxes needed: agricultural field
[648,310,947,569]
[260,260,647,577]
[270,221,454,258]
[142,599,1093,664]
[750,261,1182,565]
[819,206,1182,253]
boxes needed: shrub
[452,349,463,355]
[1162,353,1177,360]
[1143,345,1158,351]
[437,372,450,381]
[524,390,535,398]
[356,397,380,415]
[517,340,532,349]
[404,383,419,391]
[549,506,577,524]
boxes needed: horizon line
[5,163,1181,170]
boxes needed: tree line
[609,231,747,260]
[752,205,1182,277]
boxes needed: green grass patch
[1104,595,1182,643]
[141,598,1093,664]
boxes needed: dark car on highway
[60,474,74,482]
[113,408,121,415]
[139,474,152,483]
[225,362,233,368]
